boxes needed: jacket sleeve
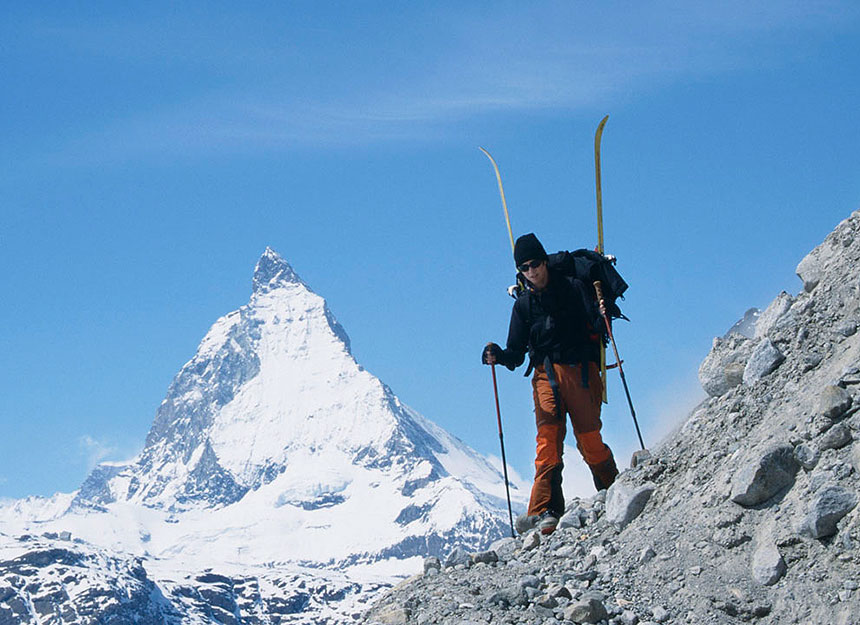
[499,299,528,370]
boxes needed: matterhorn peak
[252,246,304,293]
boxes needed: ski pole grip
[593,280,605,305]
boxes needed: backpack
[516,249,629,321]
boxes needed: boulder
[730,445,799,506]
[796,247,824,292]
[631,449,653,468]
[606,481,656,528]
[818,423,852,450]
[794,444,819,470]
[522,531,541,551]
[751,542,786,585]
[698,335,754,396]
[800,485,858,538]
[818,385,853,419]
[443,546,471,568]
[755,292,794,339]
[743,340,785,385]
[564,598,608,624]
[558,508,583,530]
[470,550,498,565]
[423,556,441,574]
[488,536,518,557]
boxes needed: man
[482,233,618,535]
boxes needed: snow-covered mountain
[0,248,526,624]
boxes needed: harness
[521,278,593,419]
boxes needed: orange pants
[527,361,612,516]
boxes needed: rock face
[363,210,860,625]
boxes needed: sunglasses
[517,259,544,273]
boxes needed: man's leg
[527,366,566,517]
[556,362,618,491]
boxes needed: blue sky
[2,2,859,499]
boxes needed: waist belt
[542,355,589,420]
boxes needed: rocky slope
[363,210,860,625]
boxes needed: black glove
[482,343,504,365]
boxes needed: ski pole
[593,281,646,451]
[490,362,516,538]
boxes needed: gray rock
[470,550,498,566]
[444,546,471,568]
[803,352,824,372]
[545,583,572,599]
[836,322,857,337]
[811,414,834,434]
[638,546,656,563]
[564,598,608,623]
[819,423,852,450]
[730,444,799,506]
[518,574,541,589]
[374,606,411,624]
[605,481,656,528]
[751,542,786,585]
[698,335,754,396]
[796,247,824,292]
[755,291,794,339]
[794,444,820,470]
[800,485,858,538]
[650,606,669,623]
[488,537,518,557]
[423,556,441,574]
[522,531,541,551]
[620,610,639,625]
[558,509,583,529]
[743,340,785,384]
[852,442,860,473]
[818,385,853,419]
[488,585,527,608]
[631,449,653,468]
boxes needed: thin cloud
[78,435,118,471]
[10,1,860,169]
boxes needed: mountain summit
[253,246,305,293]
[1,248,525,624]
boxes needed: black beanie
[514,233,547,266]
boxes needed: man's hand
[482,342,503,365]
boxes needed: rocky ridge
[363,210,860,625]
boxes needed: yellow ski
[479,147,516,254]
[594,115,609,403]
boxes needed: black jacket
[496,270,603,372]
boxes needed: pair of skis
[480,116,612,393]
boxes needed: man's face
[519,259,549,289]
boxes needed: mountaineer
[482,233,619,535]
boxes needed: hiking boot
[590,454,619,491]
[515,513,538,535]
[536,510,559,535]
